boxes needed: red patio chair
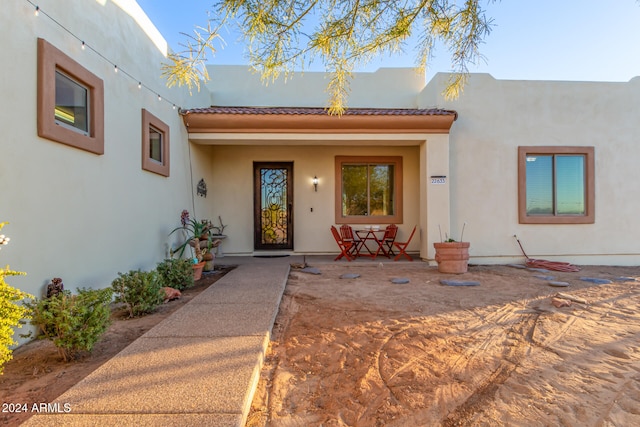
[340,224,363,257]
[382,224,398,257]
[331,226,355,261]
[393,225,417,261]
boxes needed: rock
[440,280,480,286]
[340,273,360,279]
[551,297,572,308]
[534,275,556,281]
[391,278,410,284]
[300,267,322,275]
[162,287,181,303]
[555,292,587,304]
[548,281,570,287]
[580,277,612,284]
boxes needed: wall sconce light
[313,176,318,192]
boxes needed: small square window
[518,146,595,224]
[142,109,170,177]
[55,71,89,134]
[37,38,104,154]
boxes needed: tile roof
[182,106,458,120]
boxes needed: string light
[26,0,181,110]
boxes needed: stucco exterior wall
[203,144,422,255]
[2,0,210,344]
[420,73,640,265]
[206,65,424,108]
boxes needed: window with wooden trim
[518,146,595,224]
[141,109,170,177]
[335,156,403,224]
[37,38,104,154]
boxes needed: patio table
[355,229,388,259]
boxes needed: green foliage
[27,288,113,362]
[169,209,210,259]
[156,258,194,291]
[111,270,164,318]
[162,0,495,113]
[0,221,32,375]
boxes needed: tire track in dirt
[442,310,541,426]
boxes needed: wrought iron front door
[254,162,293,250]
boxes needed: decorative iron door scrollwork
[254,162,293,250]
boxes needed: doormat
[253,255,291,258]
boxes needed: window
[335,156,403,224]
[37,38,104,154]
[518,146,594,224]
[141,109,170,177]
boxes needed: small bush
[1,267,31,374]
[28,287,113,362]
[111,270,164,317]
[1,221,33,374]
[156,258,194,291]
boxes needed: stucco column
[420,135,451,262]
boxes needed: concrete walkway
[23,256,294,427]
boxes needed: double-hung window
[518,146,595,224]
[335,156,403,224]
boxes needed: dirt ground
[246,262,640,427]
[0,267,233,426]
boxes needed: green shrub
[0,221,33,374]
[156,258,194,291]
[111,270,164,317]
[28,287,113,362]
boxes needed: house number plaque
[430,176,447,184]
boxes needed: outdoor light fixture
[313,176,318,192]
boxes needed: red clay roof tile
[182,106,458,120]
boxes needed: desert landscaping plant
[0,222,32,374]
[28,287,113,362]
[156,258,194,291]
[111,270,164,317]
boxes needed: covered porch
[182,106,457,262]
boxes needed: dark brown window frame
[335,156,403,224]
[141,109,170,177]
[518,146,595,224]
[37,38,104,154]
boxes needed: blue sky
[137,0,640,83]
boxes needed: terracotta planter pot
[192,261,205,281]
[433,242,470,274]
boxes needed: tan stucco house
[3,0,640,344]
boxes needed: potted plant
[203,216,227,257]
[433,223,470,274]
[169,210,209,280]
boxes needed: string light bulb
[29,3,180,110]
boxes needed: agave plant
[169,210,211,259]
